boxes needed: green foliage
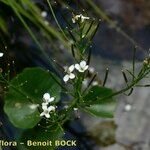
[18,125,63,150]
[71,20,99,54]
[0,1,149,146]
[4,67,61,129]
[84,86,116,118]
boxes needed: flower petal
[84,65,89,71]
[80,61,86,68]
[79,69,84,72]
[42,102,48,105]
[75,64,80,70]
[0,53,4,57]
[42,104,48,110]
[63,75,69,82]
[69,73,75,79]
[45,113,50,118]
[69,65,74,72]
[40,112,45,117]
[48,97,55,103]
[48,106,55,111]
[43,93,50,100]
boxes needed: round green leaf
[83,86,116,118]
[84,86,114,103]
[4,67,61,129]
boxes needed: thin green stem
[88,69,149,105]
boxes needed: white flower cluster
[75,61,89,72]
[40,93,56,118]
[0,53,4,57]
[63,60,89,82]
[72,14,90,23]
[63,65,75,82]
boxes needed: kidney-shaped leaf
[4,67,61,129]
[83,86,116,118]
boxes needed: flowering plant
[0,1,150,149]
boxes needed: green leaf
[18,125,63,150]
[82,21,97,39]
[83,86,116,118]
[84,103,116,118]
[4,67,61,129]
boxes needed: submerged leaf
[4,67,61,129]
[83,86,116,118]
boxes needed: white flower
[43,93,55,103]
[41,11,47,18]
[72,14,89,23]
[0,53,4,57]
[40,106,56,118]
[63,65,75,82]
[75,60,89,72]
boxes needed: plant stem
[88,68,149,105]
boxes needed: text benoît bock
[0,140,77,147]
